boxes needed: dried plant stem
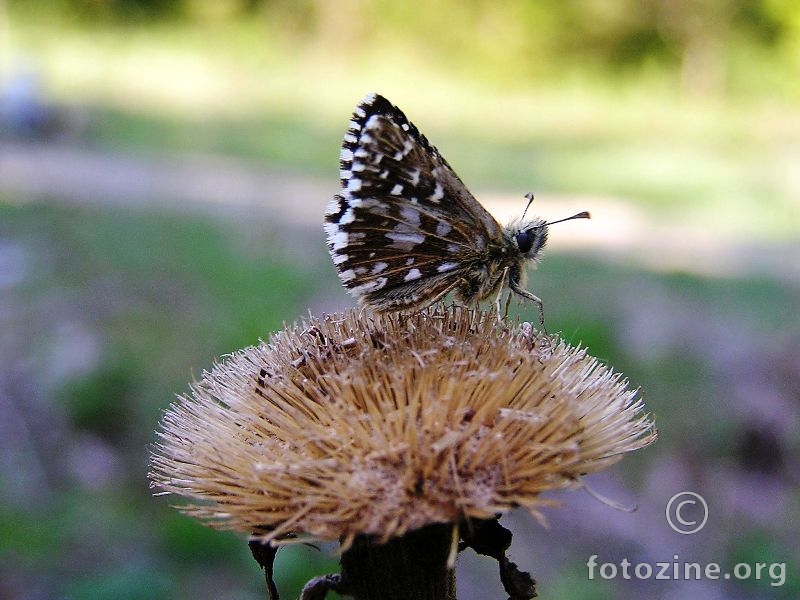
[339,524,456,600]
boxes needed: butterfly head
[513,193,591,258]
[514,219,549,259]
[509,208,591,261]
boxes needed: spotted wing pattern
[324,93,504,311]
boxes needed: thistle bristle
[149,305,656,544]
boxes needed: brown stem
[339,523,456,600]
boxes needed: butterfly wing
[325,93,504,311]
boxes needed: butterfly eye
[515,230,534,253]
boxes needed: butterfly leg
[509,281,547,333]
[494,267,510,322]
[503,290,513,319]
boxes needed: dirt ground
[2,138,797,285]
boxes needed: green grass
[7,16,799,239]
[93,107,339,175]
[1,200,335,598]
[3,197,797,599]
[0,199,328,467]
[82,101,800,244]
[3,15,799,597]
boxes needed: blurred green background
[1,1,798,598]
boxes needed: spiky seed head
[149,306,656,547]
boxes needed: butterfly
[324,93,589,325]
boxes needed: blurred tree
[5,0,798,96]
[6,0,184,22]
[652,0,736,96]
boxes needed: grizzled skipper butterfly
[325,93,589,326]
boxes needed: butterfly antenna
[546,211,591,226]
[520,192,536,221]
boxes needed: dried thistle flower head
[149,306,655,547]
